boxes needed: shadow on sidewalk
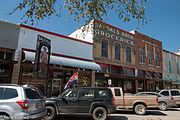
[55,115,128,120]
[115,110,167,116]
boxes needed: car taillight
[156,97,159,108]
[17,100,29,110]
[112,97,115,105]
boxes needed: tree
[10,0,147,25]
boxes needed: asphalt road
[55,108,180,120]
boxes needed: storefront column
[135,80,138,93]
[11,50,21,84]
[91,71,95,87]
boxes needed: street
[55,108,180,120]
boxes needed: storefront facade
[163,50,180,89]
[0,20,20,84]
[0,20,101,96]
[133,31,163,92]
[70,20,137,93]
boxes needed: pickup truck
[108,87,159,115]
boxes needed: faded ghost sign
[94,21,135,46]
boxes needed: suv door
[77,88,94,113]
[58,89,79,113]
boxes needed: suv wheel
[92,107,107,120]
[159,102,167,111]
[134,104,146,115]
[0,115,11,120]
[44,106,56,120]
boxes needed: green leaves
[10,0,147,26]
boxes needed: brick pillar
[11,50,21,84]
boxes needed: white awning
[23,51,101,71]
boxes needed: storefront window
[0,64,11,83]
[52,70,63,96]
[124,80,132,93]
[138,80,144,92]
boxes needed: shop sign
[94,22,134,46]
[34,35,51,79]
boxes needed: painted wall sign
[94,22,135,46]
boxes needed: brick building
[132,31,163,92]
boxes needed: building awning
[23,51,101,71]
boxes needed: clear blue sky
[0,0,180,53]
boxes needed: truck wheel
[159,102,167,111]
[134,104,146,115]
[0,115,11,120]
[92,107,107,120]
[44,106,57,120]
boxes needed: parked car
[135,92,176,110]
[44,87,116,120]
[159,89,180,107]
[108,87,159,115]
[0,84,47,120]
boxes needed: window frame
[101,40,108,58]
[126,46,131,63]
[139,48,144,64]
[115,43,120,61]
[148,50,152,64]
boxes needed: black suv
[44,87,116,120]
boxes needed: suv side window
[171,90,180,96]
[2,88,18,99]
[25,88,42,99]
[0,88,4,99]
[79,89,94,98]
[160,91,169,96]
[64,89,78,98]
[95,89,112,98]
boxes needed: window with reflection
[148,50,152,64]
[126,47,131,63]
[101,40,108,57]
[115,43,120,60]
[139,48,144,63]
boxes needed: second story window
[169,61,172,73]
[115,43,120,60]
[139,48,144,63]
[155,53,160,66]
[126,47,131,63]
[148,50,152,64]
[101,40,108,57]
[177,63,179,74]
